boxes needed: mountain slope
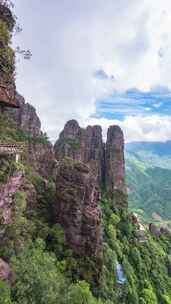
[126,141,171,227]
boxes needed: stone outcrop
[55,120,126,205]
[27,142,56,180]
[0,258,12,281]
[7,93,56,179]
[105,126,125,194]
[54,120,126,258]
[23,182,37,210]
[8,93,41,137]
[0,171,24,226]
[149,223,171,237]
[105,125,127,208]
[54,159,102,257]
[0,171,24,241]
[54,120,104,186]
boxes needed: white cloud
[85,115,171,143]
[12,0,171,142]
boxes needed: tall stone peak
[106,125,124,143]
[63,119,80,136]
[54,120,127,258]
[105,125,125,191]
[86,125,102,133]
[105,124,127,208]
[6,93,56,180]
[55,120,126,204]
[54,120,104,185]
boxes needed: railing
[0,143,25,155]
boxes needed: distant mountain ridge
[126,140,171,156]
[126,140,171,227]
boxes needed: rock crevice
[53,120,127,258]
[54,120,126,199]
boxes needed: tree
[66,281,98,304]
[11,239,66,304]
[142,288,158,304]
[162,295,171,304]
[0,280,13,304]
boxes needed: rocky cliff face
[0,171,24,229]
[27,142,56,180]
[54,159,102,257]
[54,120,104,185]
[7,93,56,180]
[55,120,126,201]
[53,120,126,257]
[105,126,125,193]
[105,126,127,208]
[8,93,41,137]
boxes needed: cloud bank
[13,0,171,142]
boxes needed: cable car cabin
[0,85,19,112]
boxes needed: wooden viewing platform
[0,143,25,162]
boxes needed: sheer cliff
[54,120,126,203]
[1,3,171,304]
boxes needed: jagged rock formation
[54,120,126,257]
[105,126,125,193]
[55,120,126,201]
[54,120,104,185]
[27,142,56,180]
[8,93,41,137]
[54,159,102,257]
[105,125,127,208]
[7,93,56,180]
[149,223,170,237]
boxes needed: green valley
[126,141,171,228]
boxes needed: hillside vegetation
[126,141,171,227]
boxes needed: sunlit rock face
[53,120,127,257]
[54,120,104,186]
[8,93,41,137]
[105,125,127,208]
[27,142,56,180]
[54,159,102,258]
[55,120,126,203]
[7,93,56,180]
[105,126,126,193]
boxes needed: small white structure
[0,143,25,163]
[116,261,126,285]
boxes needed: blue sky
[93,86,171,120]
[13,0,171,142]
